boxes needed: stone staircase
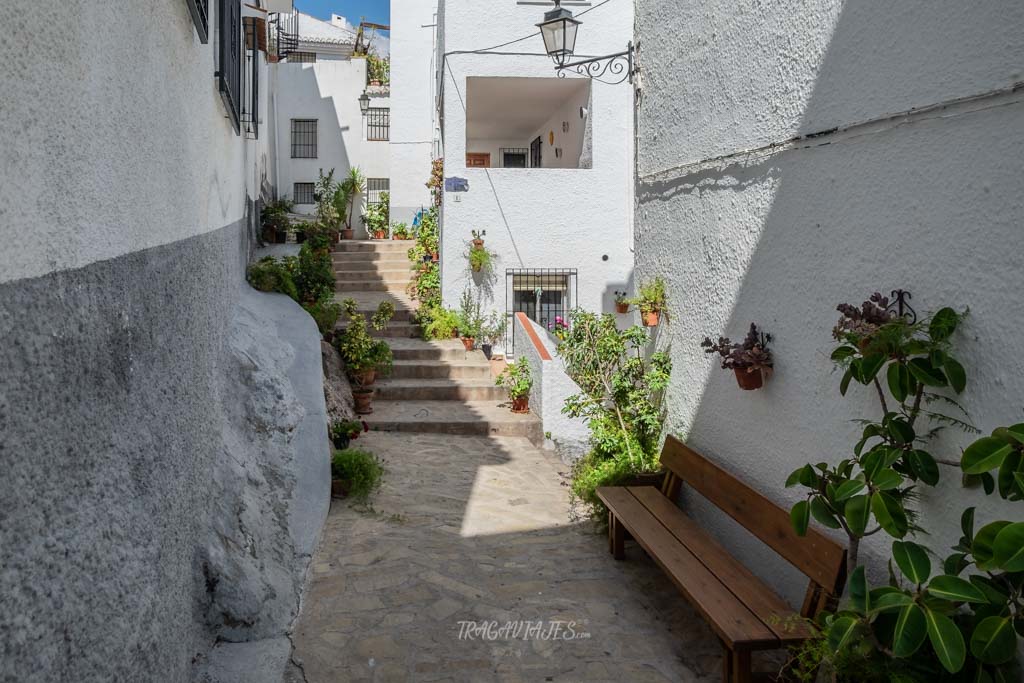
[333,241,542,442]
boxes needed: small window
[366,178,390,206]
[530,137,543,168]
[366,108,390,141]
[500,148,529,168]
[184,0,209,43]
[217,0,242,134]
[287,51,317,63]
[506,269,578,330]
[291,119,317,158]
[293,183,316,205]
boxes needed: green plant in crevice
[331,448,384,501]
[557,310,671,521]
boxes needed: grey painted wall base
[0,221,330,682]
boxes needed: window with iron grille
[217,0,241,134]
[366,108,390,141]
[184,0,209,43]
[366,178,390,206]
[500,148,529,168]
[506,269,578,352]
[293,183,316,205]
[290,119,317,158]
[240,18,259,139]
[530,137,543,168]
[287,51,317,63]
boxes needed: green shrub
[295,241,335,302]
[302,296,343,336]
[421,305,459,340]
[335,299,394,383]
[330,448,384,501]
[247,257,299,301]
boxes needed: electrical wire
[465,0,617,56]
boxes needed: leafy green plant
[247,257,298,301]
[468,245,493,273]
[427,158,443,208]
[331,448,384,501]
[786,293,972,574]
[302,296,342,337]
[480,311,507,347]
[614,290,629,305]
[456,289,483,339]
[366,53,390,85]
[341,167,365,231]
[420,306,459,340]
[335,299,394,384]
[364,195,389,237]
[314,168,341,230]
[495,356,532,400]
[371,301,395,332]
[558,310,672,520]
[630,277,667,315]
[390,222,410,239]
[294,240,335,303]
[330,419,366,443]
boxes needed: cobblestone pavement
[289,432,724,682]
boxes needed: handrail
[515,312,552,361]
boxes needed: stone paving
[288,431,724,682]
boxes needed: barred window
[293,183,315,205]
[366,108,390,141]
[287,51,317,63]
[184,0,209,43]
[366,178,390,206]
[290,119,317,158]
[500,148,529,168]
[217,0,242,134]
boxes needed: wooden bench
[597,436,847,683]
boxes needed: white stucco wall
[438,0,635,322]
[0,0,270,284]
[390,0,439,224]
[272,59,389,235]
[635,0,1024,605]
[513,314,591,464]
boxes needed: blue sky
[294,0,390,24]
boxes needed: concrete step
[363,400,542,441]
[373,379,505,402]
[390,359,492,380]
[334,240,411,253]
[336,321,421,339]
[388,339,483,361]
[332,269,414,282]
[331,258,411,270]
[336,281,412,293]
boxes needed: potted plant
[480,311,507,360]
[632,277,667,327]
[471,229,486,248]
[701,323,774,390]
[391,223,410,240]
[330,447,383,500]
[456,289,483,351]
[421,306,460,341]
[330,419,368,450]
[468,244,493,273]
[294,222,309,244]
[335,299,395,411]
[614,291,630,314]
[496,356,533,413]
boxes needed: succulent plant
[701,323,774,374]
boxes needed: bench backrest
[659,435,847,611]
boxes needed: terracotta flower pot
[511,396,530,414]
[331,479,351,498]
[615,302,630,314]
[431,252,439,263]
[342,229,354,240]
[472,239,484,248]
[643,311,660,327]
[734,367,764,391]
[374,230,387,240]
[353,389,374,415]
[392,235,400,240]
[460,337,475,351]
[352,368,376,387]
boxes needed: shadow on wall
[636,1,1024,607]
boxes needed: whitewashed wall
[635,0,1024,605]
[0,0,269,284]
[390,0,438,224]
[273,59,390,236]
[438,0,635,321]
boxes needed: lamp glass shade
[537,7,580,65]
[358,92,370,114]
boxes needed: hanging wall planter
[471,229,486,248]
[643,311,660,327]
[633,278,667,328]
[702,323,774,391]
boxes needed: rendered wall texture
[635,0,1024,604]
[439,0,635,323]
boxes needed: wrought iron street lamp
[537,1,637,85]
[359,91,370,115]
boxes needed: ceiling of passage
[465,77,590,140]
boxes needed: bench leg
[730,649,751,683]
[609,513,625,560]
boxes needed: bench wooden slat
[597,486,778,649]
[628,486,813,643]
[660,436,846,594]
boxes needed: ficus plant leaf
[927,575,987,603]
[962,437,1015,476]
[810,496,842,529]
[908,357,948,387]
[972,521,1011,571]
[944,356,967,393]
[827,616,861,653]
[924,606,967,673]
[892,541,931,585]
[844,494,871,536]
[991,522,1024,572]
[834,479,866,501]
[970,617,1017,666]
[790,500,810,537]
[872,491,909,538]
[887,362,912,403]
[849,566,868,612]
[929,307,960,342]
[891,603,928,658]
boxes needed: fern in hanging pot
[468,244,493,273]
